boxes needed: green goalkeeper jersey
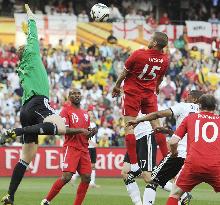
[16,19,49,105]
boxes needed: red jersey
[60,103,90,152]
[174,112,220,164]
[124,49,169,93]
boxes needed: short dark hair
[199,94,217,111]
[154,32,168,49]
[189,90,204,102]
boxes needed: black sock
[8,159,29,201]
[13,122,57,136]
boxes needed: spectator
[107,31,118,44]
[78,10,89,22]
[67,40,79,54]
[159,12,171,25]
[208,13,219,23]
[146,12,157,27]
[109,4,123,21]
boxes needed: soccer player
[127,90,203,205]
[0,5,90,205]
[122,117,173,205]
[166,94,220,205]
[112,32,169,180]
[87,109,99,188]
[41,88,97,205]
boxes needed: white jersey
[88,122,97,148]
[134,117,153,140]
[170,102,199,158]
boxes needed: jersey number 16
[138,64,161,80]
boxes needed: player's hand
[25,4,35,20]
[112,86,121,98]
[78,128,90,136]
[153,127,174,135]
[126,120,138,128]
[87,127,98,139]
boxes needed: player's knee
[142,172,151,183]
[121,170,127,180]
[81,174,91,184]
[44,114,66,134]
[146,181,158,191]
[61,172,73,183]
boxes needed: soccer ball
[90,3,110,22]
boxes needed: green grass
[0,177,219,205]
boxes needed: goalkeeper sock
[125,134,138,166]
[13,122,57,136]
[166,197,178,205]
[73,182,89,205]
[154,133,168,157]
[8,159,29,201]
[46,178,66,202]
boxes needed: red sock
[155,133,168,157]
[125,134,137,164]
[166,197,178,205]
[46,178,66,202]
[73,182,89,205]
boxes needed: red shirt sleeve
[174,116,188,139]
[60,107,70,127]
[124,50,139,72]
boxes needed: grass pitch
[0,177,219,205]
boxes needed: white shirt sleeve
[170,103,183,118]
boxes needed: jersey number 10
[195,120,218,143]
[138,64,161,80]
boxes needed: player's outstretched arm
[112,68,129,98]
[66,128,90,136]
[127,109,173,127]
[24,4,40,54]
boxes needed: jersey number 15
[138,64,161,80]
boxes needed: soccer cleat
[1,194,14,205]
[89,183,101,188]
[40,199,50,205]
[0,130,17,145]
[124,168,142,184]
[181,192,192,205]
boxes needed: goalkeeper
[1,5,92,205]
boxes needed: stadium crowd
[1,0,220,24]
[0,33,220,147]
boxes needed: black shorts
[124,134,157,172]
[89,148,97,164]
[151,154,185,187]
[20,95,55,144]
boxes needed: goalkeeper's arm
[24,4,40,54]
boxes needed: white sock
[131,163,140,172]
[161,181,172,192]
[90,169,96,185]
[126,181,142,205]
[143,186,156,205]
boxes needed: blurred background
[0,0,220,149]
